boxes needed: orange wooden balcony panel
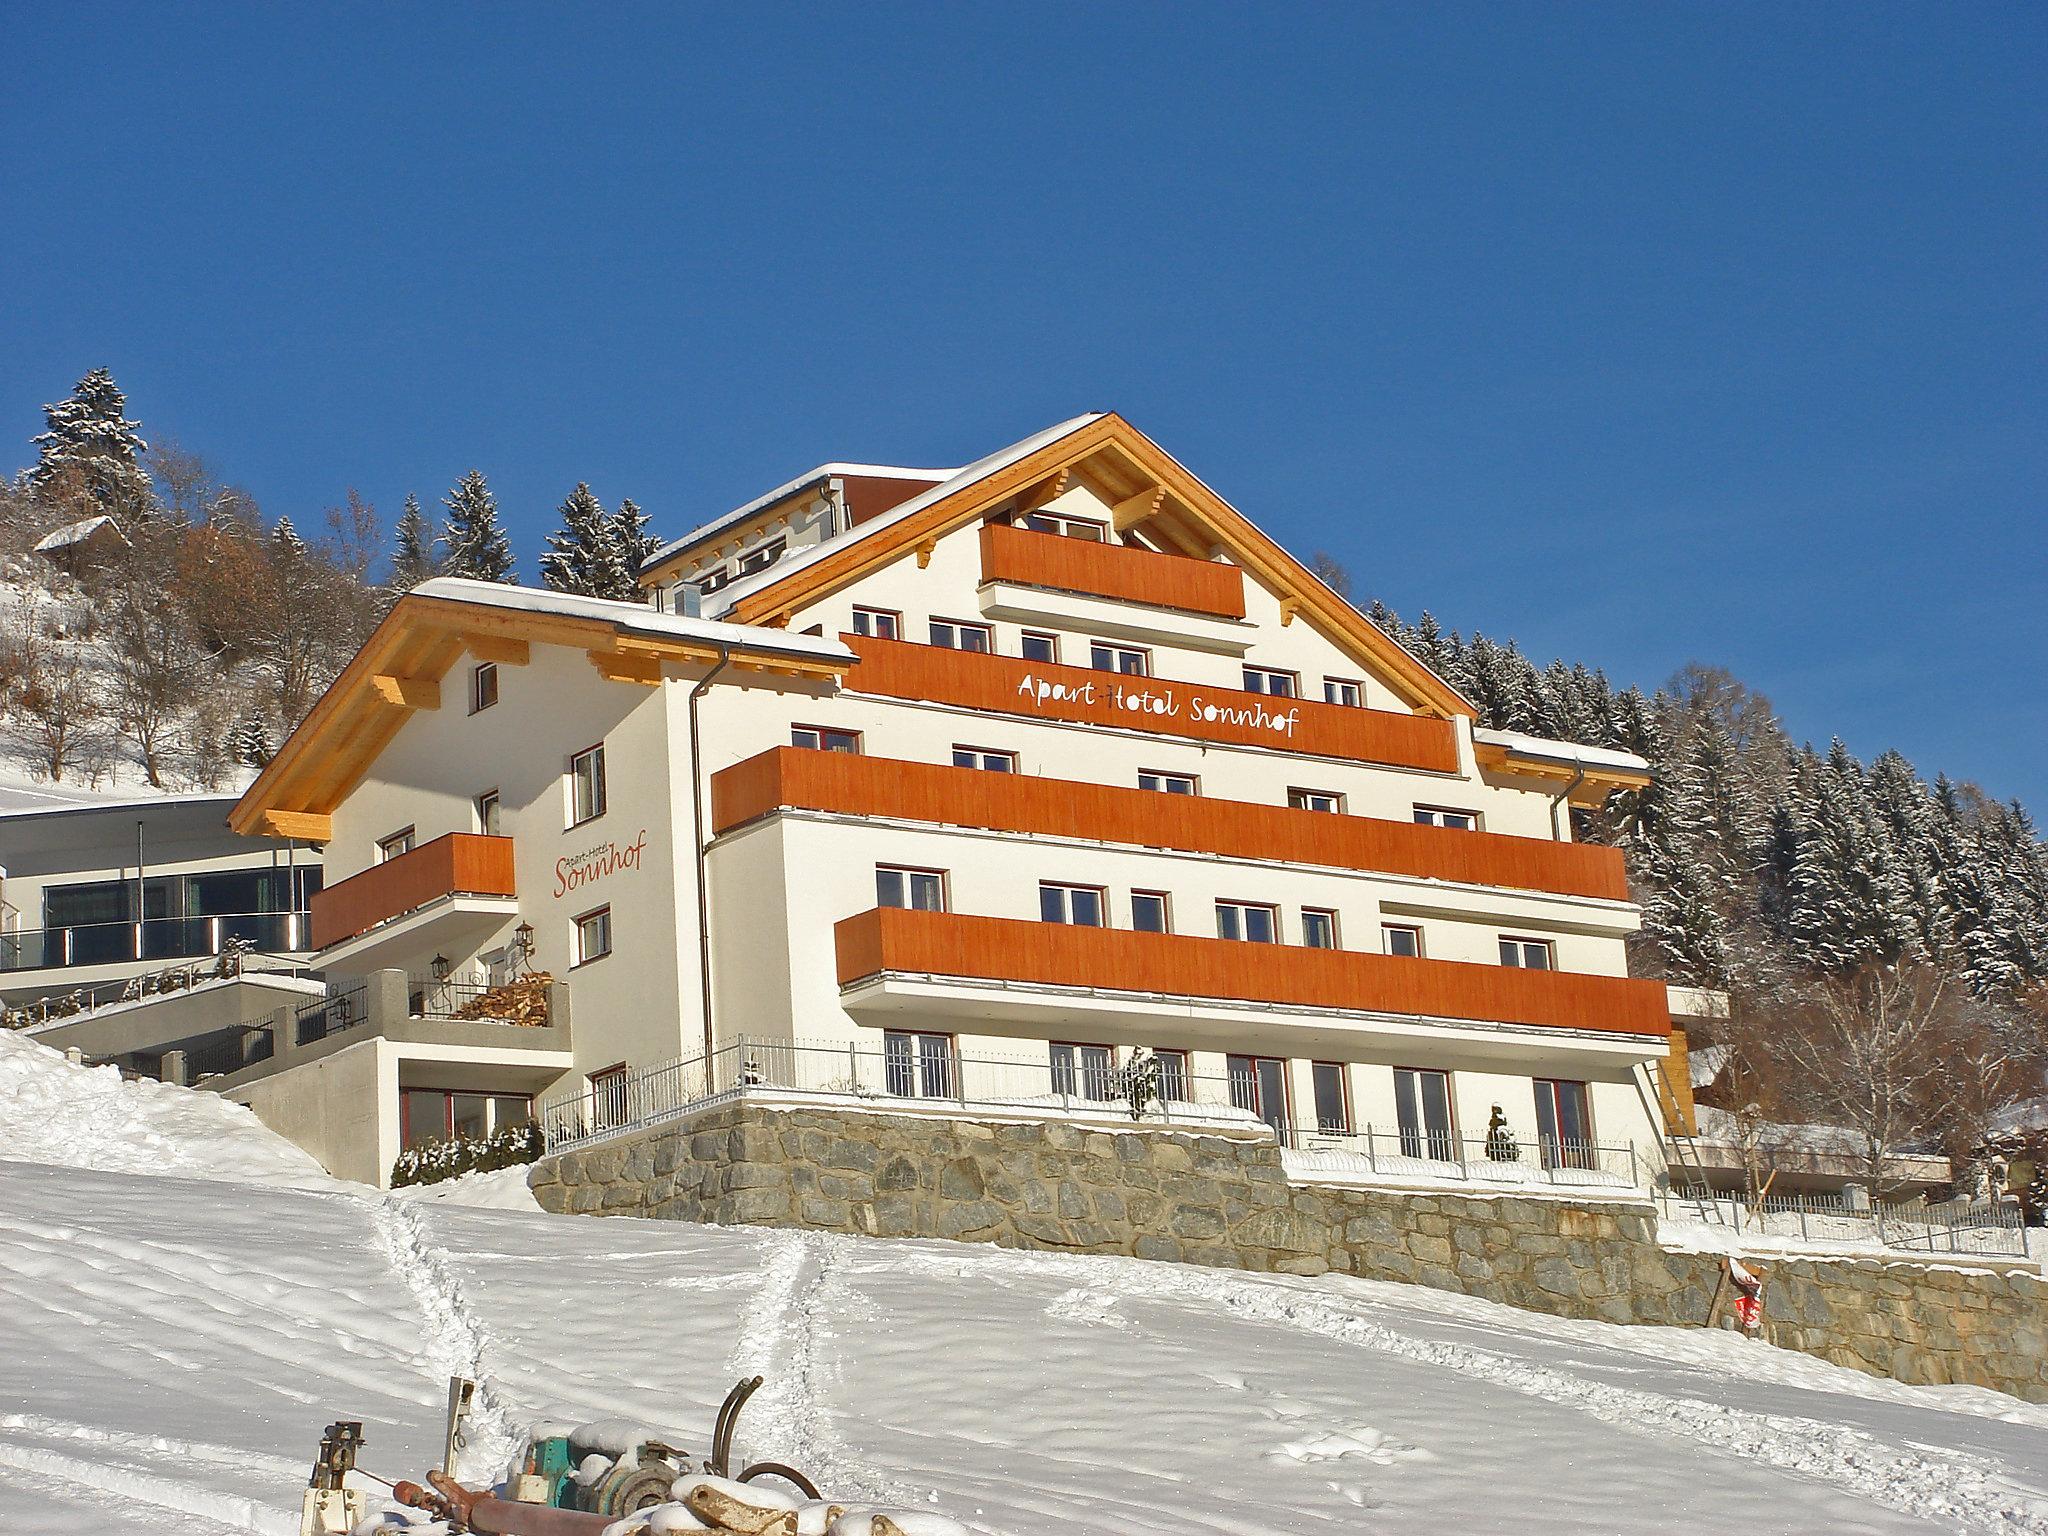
[841,634,1460,773]
[834,906,1670,1038]
[310,833,517,949]
[978,522,1246,619]
[714,748,1630,902]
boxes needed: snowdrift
[0,1028,326,1185]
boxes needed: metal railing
[0,910,312,973]
[1657,1186,2027,1259]
[537,1037,1267,1154]
[294,979,370,1046]
[409,974,549,1024]
[1281,1126,1639,1191]
[181,1024,276,1081]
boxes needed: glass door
[1227,1054,1290,1139]
[1394,1067,1455,1162]
[1534,1078,1594,1170]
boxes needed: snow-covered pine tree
[390,493,438,590]
[612,498,658,595]
[440,471,515,583]
[539,483,629,598]
[270,515,306,558]
[1783,741,1918,972]
[29,368,153,516]
[231,713,273,768]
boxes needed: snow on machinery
[303,1375,965,1536]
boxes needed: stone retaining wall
[529,1102,2048,1401]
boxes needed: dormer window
[695,565,732,594]
[739,538,787,575]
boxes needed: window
[884,1030,956,1098]
[1050,1042,1116,1101]
[1383,924,1423,958]
[1019,510,1107,541]
[1216,901,1279,943]
[952,746,1017,772]
[1242,666,1298,697]
[1138,769,1198,795]
[876,866,946,911]
[401,1088,533,1150]
[1301,908,1339,950]
[738,538,786,575]
[470,662,499,713]
[587,1064,629,1132]
[852,606,901,640]
[930,619,992,652]
[695,565,732,594]
[1040,883,1106,926]
[792,724,862,754]
[1288,787,1344,814]
[377,827,416,863]
[573,905,613,967]
[475,789,501,837]
[1395,1068,1456,1162]
[1324,678,1363,708]
[1089,642,1148,676]
[1534,1079,1595,1170]
[570,744,607,826]
[1228,1054,1290,1137]
[1500,937,1554,970]
[1153,1048,1190,1103]
[1131,891,1171,934]
[1414,806,1479,831]
[1311,1062,1350,1134]
[1021,630,1060,664]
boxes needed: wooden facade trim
[309,832,517,950]
[837,635,1462,772]
[834,907,1671,1038]
[977,523,1247,619]
[713,748,1633,902]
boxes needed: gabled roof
[640,461,958,578]
[227,579,853,842]
[714,412,1476,720]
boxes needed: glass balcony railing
[0,912,311,974]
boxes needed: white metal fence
[536,1037,1268,1153]
[1283,1127,1639,1191]
[1658,1186,2026,1259]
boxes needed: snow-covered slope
[2,1040,2047,1534]
[0,1030,324,1185]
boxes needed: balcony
[309,833,518,966]
[833,907,1670,1061]
[841,634,1460,773]
[0,911,311,978]
[714,748,1630,902]
[978,522,1246,620]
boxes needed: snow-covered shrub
[390,1122,542,1188]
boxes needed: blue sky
[3,6,2042,806]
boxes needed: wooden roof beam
[369,674,441,710]
[1111,483,1167,533]
[462,634,532,665]
[589,649,665,686]
[256,808,333,843]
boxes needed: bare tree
[7,592,110,783]
[1772,960,1990,1198]
[106,533,205,787]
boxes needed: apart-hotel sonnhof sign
[230,412,1680,1185]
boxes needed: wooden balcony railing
[841,634,1460,772]
[835,907,1670,1038]
[310,833,516,949]
[978,522,1247,619]
[715,748,1630,902]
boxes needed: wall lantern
[430,953,451,982]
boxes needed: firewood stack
[451,974,555,1028]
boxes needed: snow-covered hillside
[3,1032,2047,1535]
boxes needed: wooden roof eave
[727,412,1476,720]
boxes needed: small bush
[391,1122,542,1188]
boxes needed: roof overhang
[722,412,1477,721]
[227,580,855,841]
[1473,728,1652,805]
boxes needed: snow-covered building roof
[31,515,127,556]
[641,462,959,575]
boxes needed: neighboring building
[229,412,1676,1186]
[0,792,319,1010]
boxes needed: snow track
[367,1194,525,1482]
